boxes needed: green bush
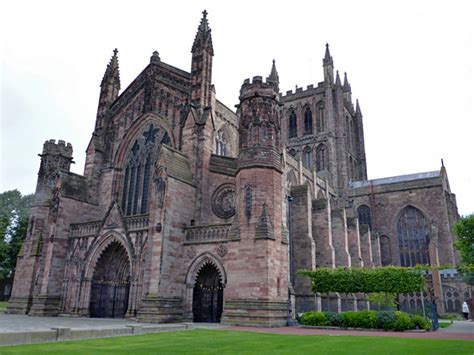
[300,311,328,326]
[324,312,343,327]
[409,314,431,331]
[377,311,397,330]
[341,310,378,329]
[393,311,415,331]
[300,310,424,331]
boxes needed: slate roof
[350,171,440,189]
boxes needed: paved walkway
[224,321,474,341]
[0,314,472,344]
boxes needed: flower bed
[299,311,431,331]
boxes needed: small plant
[300,311,328,326]
[377,311,397,330]
[341,310,378,329]
[409,314,431,331]
[324,312,343,327]
[393,311,415,331]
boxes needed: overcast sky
[1,0,473,216]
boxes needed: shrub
[341,310,378,329]
[300,311,328,326]
[324,312,343,327]
[377,311,397,330]
[410,314,431,331]
[393,311,415,331]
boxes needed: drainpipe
[287,195,294,324]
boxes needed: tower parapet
[237,75,282,172]
[37,139,73,190]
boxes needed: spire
[266,59,279,91]
[355,99,362,116]
[335,70,342,87]
[192,10,214,55]
[343,72,351,92]
[323,43,333,66]
[101,48,120,89]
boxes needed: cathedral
[7,11,466,326]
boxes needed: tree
[453,214,474,285]
[0,190,33,279]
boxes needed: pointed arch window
[397,206,430,266]
[121,124,166,216]
[357,205,372,230]
[215,129,227,156]
[304,107,313,135]
[316,144,328,171]
[317,103,325,133]
[288,110,297,138]
[303,147,312,169]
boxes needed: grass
[438,320,453,329]
[0,329,473,354]
[0,302,7,313]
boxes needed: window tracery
[121,123,167,216]
[288,110,297,138]
[397,206,430,266]
[304,107,313,135]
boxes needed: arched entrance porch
[185,253,227,323]
[89,241,131,318]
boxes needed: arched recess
[114,113,174,167]
[185,253,227,323]
[84,232,133,318]
[396,205,430,266]
[286,169,298,188]
[380,235,392,266]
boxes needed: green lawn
[0,329,472,354]
[438,320,453,329]
[0,302,7,313]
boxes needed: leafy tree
[0,190,33,279]
[453,214,474,284]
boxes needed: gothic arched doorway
[193,263,224,323]
[89,241,130,318]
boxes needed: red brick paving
[222,326,474,341]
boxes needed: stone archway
[192,262,224,323]
[89,241,131,318]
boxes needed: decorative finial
[202,9,208,18]
[441,158,444,168]
[113,48,118,56]
[150,50,161,64]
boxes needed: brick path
[223,322,474,341]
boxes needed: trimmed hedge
[299,267,425,294]
[300,311,431,331]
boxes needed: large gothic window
[303,147,312,169]
[121,124,168,216]
[316,144,328,171]
[357,205,372,230]
[215,130,226,156]
[288,110,297,138]
[397,206,430,266]
[317,103,325,133]
[304,107,313,135]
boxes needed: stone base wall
[28,295,61,316]
[136,296,183,323]
[221,299,288,327]
[5,296,32,315]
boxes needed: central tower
[222,68,289,326]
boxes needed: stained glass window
[397,206,430,266]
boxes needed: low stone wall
[0,324,189,346]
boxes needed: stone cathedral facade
[7,12,467,325]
